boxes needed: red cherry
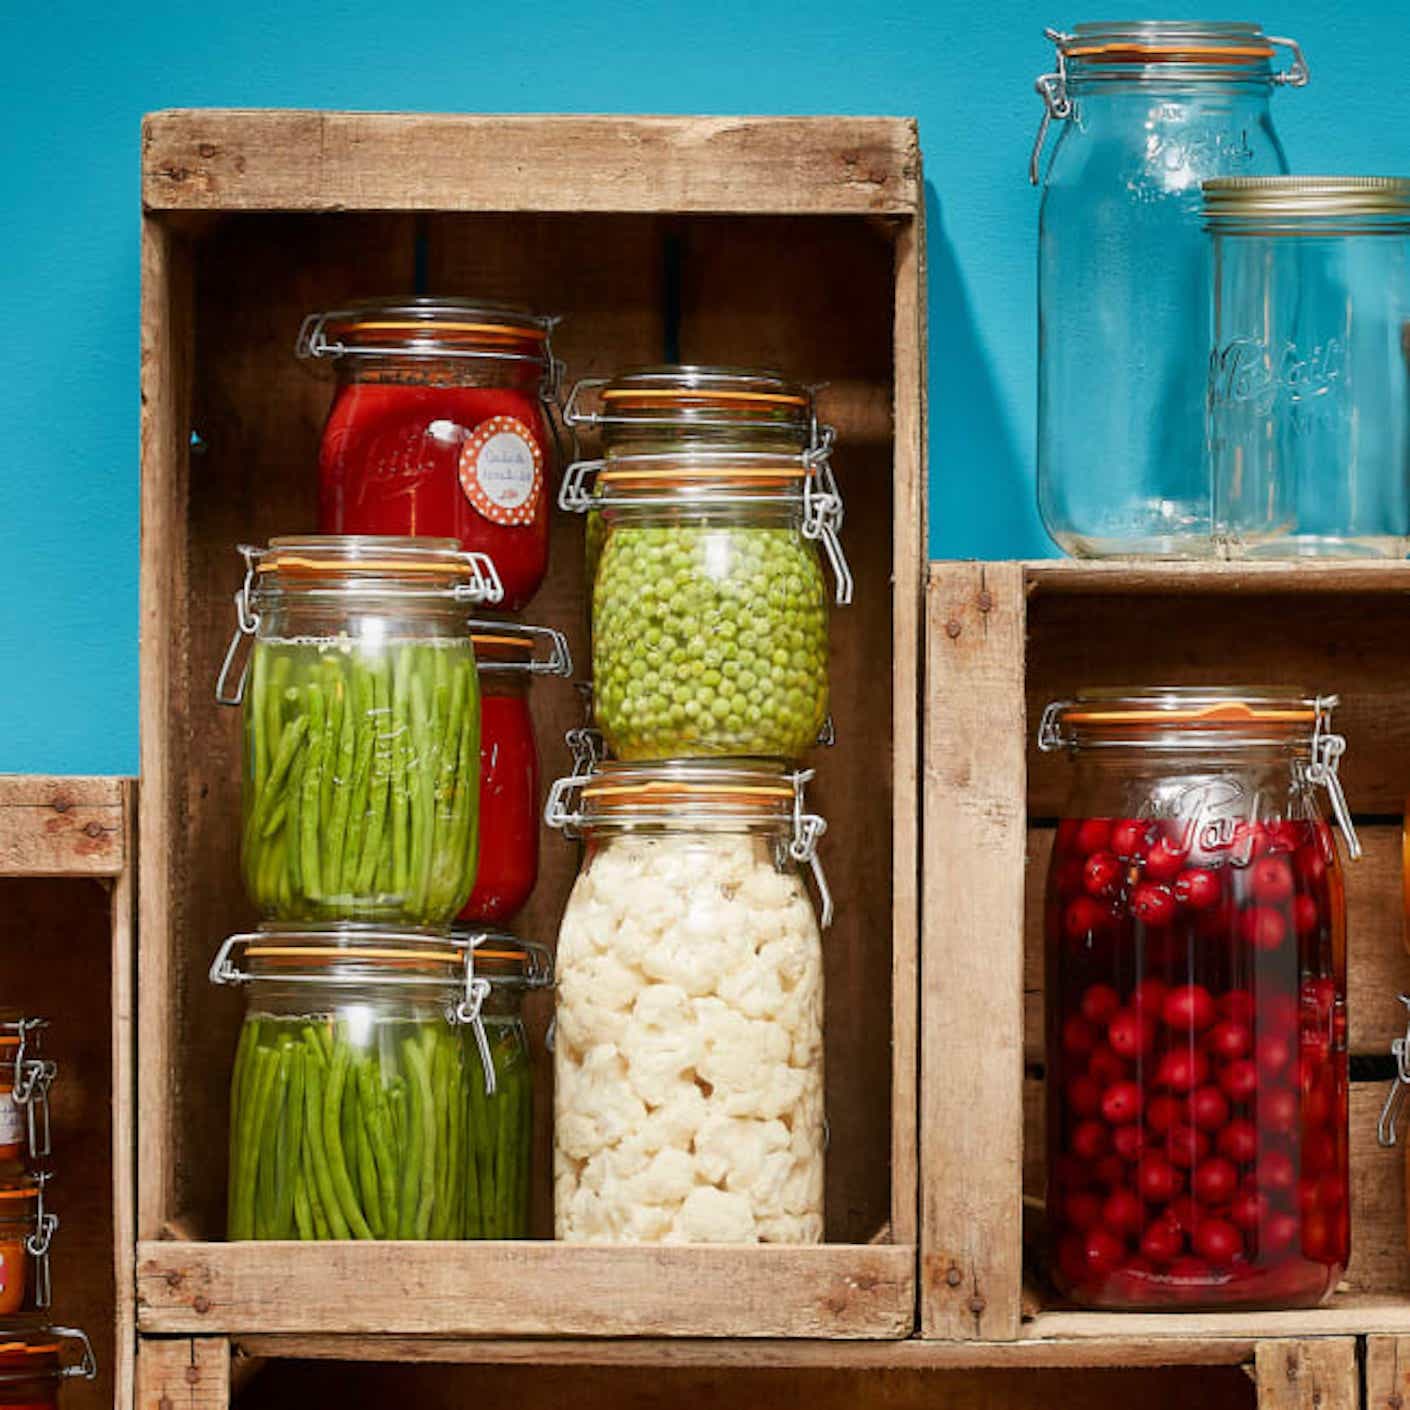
[1192,1157,1239,1206]
[1146,1094,1181,1134]
[1065,1190,1104,1230]
[1144,835,1188,882]
[1262,1086,1298,1134]
[1302,1071,1334,1128]
[1131,882,1176,926]
[1264,822,1302,855]
[1108,1009,1157,1059]
[1082,1228,1126,1277]
[1249,855,1295,905]
[1207,1020,1251,1062]
[1261,1149,1296,1193]
[1166,1124,1210,1169]
[1239,906,1288,951]
[1101,1081,1144,1125]
[1111,818,1154,859]
[1064,897,1113,940]
[1167,1255,1213,1283]
[1102,1187,1145,1235]
[1298,1177,1322,1216]
[1293,841,1328,888]
[1219,990,1256,1026]
[1080,983,1122,1025]
[1088,1045,1128,1087]
[1082,850,1123,899]
[1174,867,1222,910]
[1218,1119,1258,1164]
[1264,1211,1299,1252]
[1231,821,1271,864]
[1218,1059,1258,1104]
[1071,1120,1110,1161]
[1074,818,1114,856]
[1094,1154,1128,1188]
[1188,1085,1230,1132]
[1255,1032,1292,1077]
[1165,1194,1201,1233]
[1193,1218,1242,1265]
[1292,894,1321,938]
[1131,978,1169,1014]
[1301,1211,1332,1262]
[1140,1216,1183,1263]
[1302,976,1338,1019]
[1113,1125,1147,1162]
[1318,1173,1347,1210]
[1062,1015,1098,1057]
[1136,1155,1182,1203]
[1302,1129,1336,1176]
[1066,1074,1103,1117]
[1230,1189,1269,1230]
[1162,984,1216,1032]
[1157,1049,1210,1093]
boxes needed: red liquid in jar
[1046,815,1348,1309]
[319,381,553,612]
[459,689,539,923]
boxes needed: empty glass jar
[1206,177,1410,557]
[1033,22,1307,557]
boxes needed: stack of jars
[210,296,577,1242]
[0,1021,96,1404]
[546,367,849,1244]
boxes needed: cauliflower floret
[626,1147,697,1206]
[694,1113,789,1189]
[666,1186,758,1244]
[637,1083,708,1153]
[555,1043,647,1160]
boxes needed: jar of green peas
[215,536,502,927]
[561,367,851,762]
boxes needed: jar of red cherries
[1038,689,1359,1310]
[457,619,572,924]
[299,299,560,612]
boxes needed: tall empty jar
[1033,22,1306,557]
[1206,178,1410,557]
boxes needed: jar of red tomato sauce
[299,299,560,612]
[0,1327,96,1410]
[1038,689,1359,1310]
[458,620,572,924]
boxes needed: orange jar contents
[0,1328,96,1410]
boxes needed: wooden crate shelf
[138,110,924,1342]
[923,558,1410,1343]
[0,777,135,1410]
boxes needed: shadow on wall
[926,180,1053,560]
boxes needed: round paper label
[458,416,543,527]
[0,1099,24,1150]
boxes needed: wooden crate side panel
[134,1242,915,1339]
[921,563,1027,1339]
[142,112,923,216]
[1366,1335,1410,1410]
[1254,1339,1358,1410]
[0,777,125,876]
[136,1338,229,1410]
[112,785,137,1410]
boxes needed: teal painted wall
[4,1,1407,773]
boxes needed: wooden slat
[1028,558,1410,595]
[142,112,922,216]
[1366,1335,1410,1410]
[922,564,1027,1339]
[1254,1338,1358,1410]
[112,784,137,1410]
[1023,823,1408,1060]
[1030,1296,1406,1340]
[134,1242,915,1339]
[136,1337,229,1410]
[0,776,126,875]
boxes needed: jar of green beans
[215,536,502,927]
[210,925,530,1241]
[561,367,852,762]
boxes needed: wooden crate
[924,560,1410,1342]
[134,1333,1357,1410]
[0,777,135,1410]
[137,111,924,1339]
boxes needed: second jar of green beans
[216,536,502,926]
[561,367,852,761]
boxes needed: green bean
[355,657,393,895]
[397,1036,425,1239]
[292,1168,314,1240]
[302,1042,350,1239]
[299,682,327,900]
[320,659,344,835]
[323,1040,374,1239]
[229,1045,277,1240]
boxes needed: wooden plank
[1023,822,1408,1060]
[136,1338,229,1410]
[134,1242,915,1338]
[142,112,923,216]
[1029,1296,1407,1339]
[1254,1338,1358,1410]
[1366,1335,1410,1410]
[112,784,137,1410]
[0,776,125,876]
[1028,558,1410,595]
[235,1332,1256,1369]
[922,563,1027,1339]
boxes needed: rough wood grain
[1254,1338,1358,1410]
[0,776,126,875]
[922,564,1027,1339]
[135,1242,915,1338]
[1366,1335,1410,1409]
[142,112,922,216]
[135,1338,229,1410]
[112,784,137,1410]
[1029,1297,1406,1339]
[1028,559,1410,595]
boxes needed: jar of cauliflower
[546,759,831,1243]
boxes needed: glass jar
[545,759,830,1243]
[452,928,554,1237]
[561,368,851,761]
[210,926,499,1241]
[299,299,560,612]
[1033,23,1306,557]
[1038,690,1359,1309]
[1205,178,1410,558]
[457,621,572,924]
[0,1020,54,1171]
[0,1174,55,1315]
[0,1328,96,1410]
[216,536,500,926]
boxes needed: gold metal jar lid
[1204,176,1410,226]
